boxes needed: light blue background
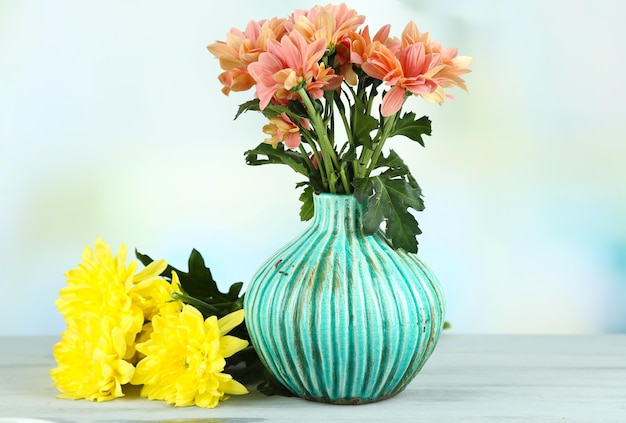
[1,0,624,335]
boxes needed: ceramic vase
[244,193,445,404]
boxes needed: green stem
[365,83,379,115]
[337,93,354,146]
[357,147,374,179]
[336,92,355,193]
[364,113,398,176]
[339,163,351,194]
[297,88,343,193]
[171,292,226,316]
[298,143,316,172]
[345,83,369,179]
[301,133,328,189]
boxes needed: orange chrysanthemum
[248,30,337,109]
[262,113,310,149]
[287,3,365,48]
[207,18,287,95]
[361,21,472,116]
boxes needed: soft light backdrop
[1,0,624,335]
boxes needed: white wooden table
[1,335,624,422]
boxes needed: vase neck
[312,194,364,234]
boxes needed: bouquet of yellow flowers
[51,239,253,408]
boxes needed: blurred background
[1,0,624,335]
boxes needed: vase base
[300,390,401,405]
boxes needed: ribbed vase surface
[244,193,445,404]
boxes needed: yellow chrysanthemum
[129,271,184,321]
[129,272,184,364]
[132,305,249,408]
[55,238,167,360]
[51,314,136,402]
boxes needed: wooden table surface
[1,335,625,422]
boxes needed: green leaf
[367,176,423,253]
[235,99,297,121]
[376,151,425,211]
[286,100,309,120]
[234,99,261,120]
[352,177,373,204]
[356,149,425,253]
[312,98,324,114]
[361,184,386,236]
[298,185,315,221]
[180,249,238,306]
[187,249,218,292]
[257,369,295,397]
[135,248,242,317]
[350,97,379,148]
[390,112,432,146]
[227,282,244,301]
[262,106,290,119]
[245,143,309,176]
[135,249,157,267]
[333,89,346,116]
[374,149,409,178]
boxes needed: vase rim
[314,192,355,198]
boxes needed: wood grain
[1,335,624,422]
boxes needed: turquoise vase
[244,193,445,404]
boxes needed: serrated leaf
[361,175,424,253]
[245,143,309,176]
[405,168,422,192]
[286,100,309,119]
[135,249,183,284]
[234,99,261,120]
[375,149,409,178]
[384,203,421,254]
[135,248,243,317]
[227,282,244,300]
[372,150,425,211]
[352,177,373,204]
[236,99,296,121]
[135,249,156,267]
[390,112,432,146]
[182,249,220,299]
[338,141,356,162]
[353,115,378,147]
[362,192,386,236]
[298,185,315,221]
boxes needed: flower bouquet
[51,240,255,408]
[207,2,471,253]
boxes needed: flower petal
[220,378,249,395]
[217,309,245,336]
[219,335,249,358]
[381,85,406,117]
